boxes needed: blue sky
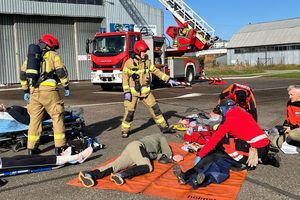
[142,0,300,40]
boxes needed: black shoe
[161,127,176,134]
[110,173,124,185]
[28,148,41,155]
[158,154,173,164]
[263,153,280,168]
[78,171,95,188]
[192,173,205,185]
[172,164,186,185]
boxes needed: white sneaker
[77,147,93,163]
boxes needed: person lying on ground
[78,133,183,187]
[0,146,93,170]
[172,98,280,189]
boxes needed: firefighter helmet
[134,40,149,54]
[40,34,59,49]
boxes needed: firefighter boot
[28,148,41,155]
[121,131,129,138]
[110,165,150,185]
[55,145,68,156]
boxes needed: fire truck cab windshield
[93,35,125,56]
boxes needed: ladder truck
[86,0,217,91]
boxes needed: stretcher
[0,107,86,152]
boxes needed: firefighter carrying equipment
[20,45,69,150]
[26,44,43,87]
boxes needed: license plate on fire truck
[99,74,113,78]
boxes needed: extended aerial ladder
[158,0,217,54]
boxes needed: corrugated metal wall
[0,0,164,84]
[15,15,77,80]
[76,18,103,80]
[227,49,300,65]
[0,15,17,84]
[0,0,105,18]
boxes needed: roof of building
[227,17,300,48]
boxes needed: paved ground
[0,77,300,200]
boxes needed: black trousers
[1,155,56,169]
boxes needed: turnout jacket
[139,134,172,160]
[20,50,69,92]
[198,107,269,158]
[122,58,170,97]
[284,100,300,129]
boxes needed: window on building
[86,0,95,4]
[68,0,76,3]
[77,0,86,4]
[57,0,68,2]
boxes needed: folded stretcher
[0,107,86,152]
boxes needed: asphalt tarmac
[0,77,299,200]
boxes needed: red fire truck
[86,0,217,91]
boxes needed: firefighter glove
[194,155,201,166]
[65,89,70,97]
[168,79,178,87]
[124,92,132,102]
[24,93,30,103]
[246,147,258,168]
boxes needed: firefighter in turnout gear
[121,40,178,138]
[20,34,70,155]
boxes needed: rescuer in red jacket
[172,98,280,188]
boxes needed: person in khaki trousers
[20,34,70,155]
[121,40,178,138]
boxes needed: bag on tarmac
[184,125,213,145]
[26,44,43,87]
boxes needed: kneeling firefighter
[121,40,178,138]
[20,34,70,155]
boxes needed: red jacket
[198,107,269,158]
[285,100,300,129]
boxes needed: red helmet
[134,40,149,54]
[40,34,59,49]
[183,22,189,27]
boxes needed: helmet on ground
[40,34,59,49]
[134,40,149,54]
[219,98,235,116]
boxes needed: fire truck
[86,0,217,91]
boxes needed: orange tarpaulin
[67,143,247,200]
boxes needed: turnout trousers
[27,89,65,149]
[121,92,168,134]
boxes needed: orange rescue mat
[67,143,247,200]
